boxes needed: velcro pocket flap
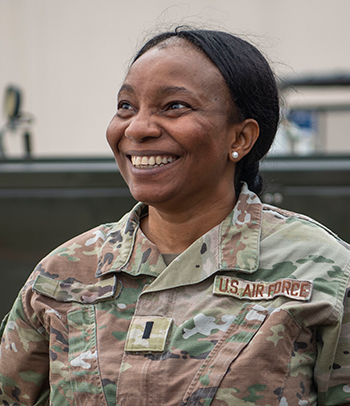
[33,274,121,304]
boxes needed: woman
[1,28,349,406]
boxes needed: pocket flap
[33,274,121,304]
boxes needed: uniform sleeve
[0,290,50,405]
[315,286,350,405]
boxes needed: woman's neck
[140,197,236,253]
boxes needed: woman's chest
[44,275,319,406]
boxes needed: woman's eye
[116,102,135,117]
[168,102,188,110]
[118,102,133,110]
[170,103,184,110]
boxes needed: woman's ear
[229,119,260,162]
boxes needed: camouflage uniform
[1,184,350,406]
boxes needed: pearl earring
[232,151,239,159]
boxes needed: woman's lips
[130,155,178,169]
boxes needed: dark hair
[133,28,280,196]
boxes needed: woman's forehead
[123,44,226,90]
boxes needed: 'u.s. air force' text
[213,276,312,301]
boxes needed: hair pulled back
[133,28,280,196]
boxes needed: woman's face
[107,43,240,211]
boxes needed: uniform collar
[95,184,262,289]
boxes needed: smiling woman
[1,28,350,406]
[106,39,262,252]
[107,43,246,247]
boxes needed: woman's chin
[130,188,167,205]
[129,187,179,208]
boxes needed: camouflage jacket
[1,184,350,406]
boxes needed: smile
[130,155,178,169]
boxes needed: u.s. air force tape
[213,276,313,301]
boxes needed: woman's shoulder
[259,203,350,323]
[260,203,350,293]
[24,210,133,289]
[261,203,350,251]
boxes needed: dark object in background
[0,156,349,320]
[0,85,34,159]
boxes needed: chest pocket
[181,303,268,406]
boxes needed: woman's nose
[124,111,161,142]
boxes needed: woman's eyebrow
[117,84,193,99]
[117,84,134,97]
[156,85,192,96]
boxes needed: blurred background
[2,0,350,157]
[1,0,350,319]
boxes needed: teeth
[131,155,177,168]
[134,156,142,166]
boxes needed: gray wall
[1,0,350,157]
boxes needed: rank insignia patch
[125,316,173,352]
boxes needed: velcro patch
[125,316,173,352]
[33,274,121,304]
[213,276,312,301]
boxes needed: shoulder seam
[262,204,347,243]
